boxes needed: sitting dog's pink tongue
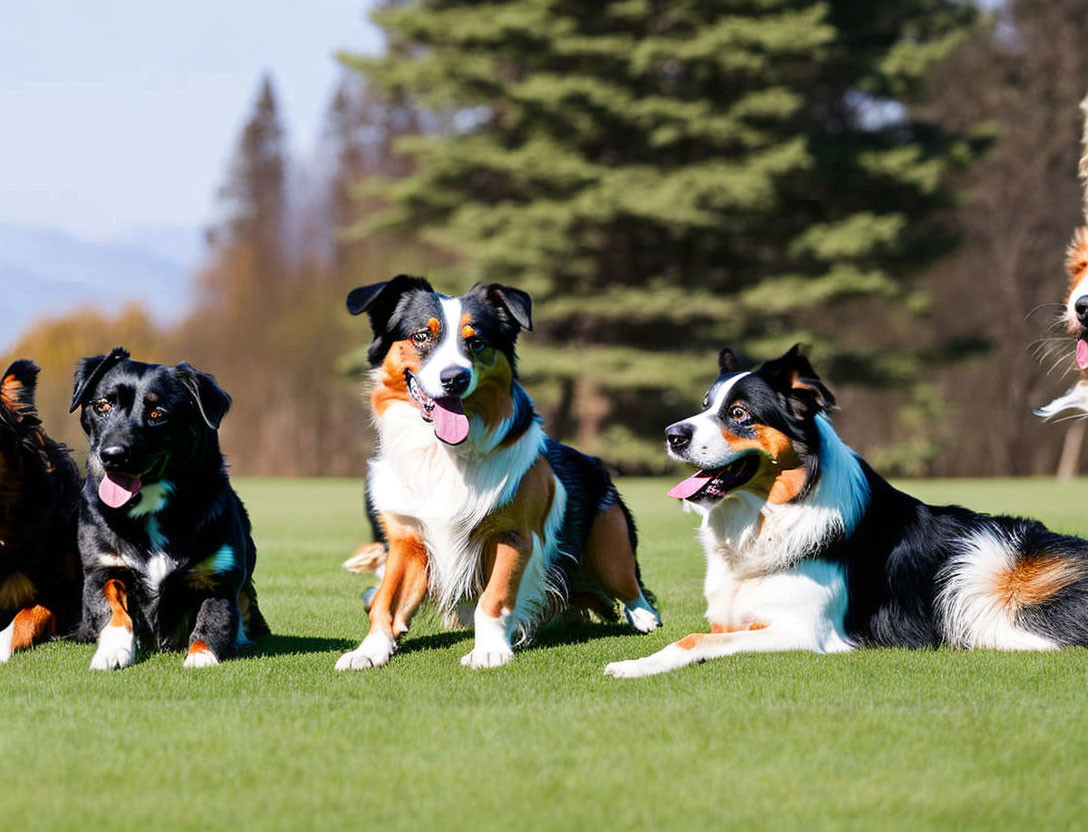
[667,471,713,499]
[433,397,470,445]
[1077,339,1088,370]
[99,473,142,509]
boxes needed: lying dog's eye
[466,337,488,356]
[410,330,432,346]
[93,399,111,415]
[729,405,749,422]
[147,408,168,424]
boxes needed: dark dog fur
[71,347,268,670]
[0,360,82,661]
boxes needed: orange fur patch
[462,325,477,339]
[188,640,210,655]
[427,317,441,338]
[1067,227,1088,293]
[677,621,768,649]
[103,579,132,632]
[0,374,25,415]
[370,341,421,416]
[368,513,430,639]
[10,605,54,651]
[993,554,1086,609]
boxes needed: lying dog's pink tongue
[433,397,470,445]
[1077,339,1088,370]
[99,473,142,509]
[667,471,713,500]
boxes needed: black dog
[0,360,82,662]
[70,347,268,670]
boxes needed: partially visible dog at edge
[337,276,660,671]
[70,348,268,670]
[606,345,1088,678]
[0,360,82,662]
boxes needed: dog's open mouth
[667,454,760,501]
[99,472,142,509]
[405,370,469,445]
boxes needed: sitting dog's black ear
[346,275,434,366]
[174,363,232,430]
[1,360,41,423]
[70,347,130,413]
[759,344,836,418]
[718,347,740,374]
[466,283,533,334]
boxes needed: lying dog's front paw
[335,632,396,671]
[90,626,135,671]
[460,646,514,669]
[604,656,666,679]
[183,644,220,668]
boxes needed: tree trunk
[1056,420,1087,480]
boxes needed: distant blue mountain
[0,223,203,351]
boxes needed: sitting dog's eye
[93,399,111,415]
[410,330,432,345]
[466,337,487,355]
[729,405,749,422]
[147,408,168,424]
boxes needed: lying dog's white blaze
[89,624,135,671]
[416,298,476,399]
[671,372,749,470]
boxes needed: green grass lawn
[5,476,1088,830]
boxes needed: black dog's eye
[147,407,168,425]
[466,337,488,356]
[93,399,111,415]
[729,405,749,422]
[410,329,433,346]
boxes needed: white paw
[604,656,669,678]
[335,632,396,670]
[90,625,135,670]
[183,648,220,668]
[460,646,514,669]
[0,620,14,663]
[625,605,661,634]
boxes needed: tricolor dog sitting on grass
[71,348,268,670]
[606,345,1088,678]
[338,276,660,671]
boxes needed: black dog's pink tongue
[433,396,470,445]
[99,473,142,509]
[667,471,713,499]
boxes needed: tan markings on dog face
[370,340,421,416]
[9,604,54,651]
[1067,227,1088,298]
[993,554,1086,609]
[0,571,36,611]
[426,317,441,338]
[462,325,477,339]
[719,424,806,502]
[368,512,429,639]
[767,467,811,505]
[103,579,133,632]
[463,349,515,434]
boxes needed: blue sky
[0,1,381,243]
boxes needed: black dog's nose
[666,422,693,451]
[1076,296,1088,323]
[440,366,471,396]
[100,445,130,469]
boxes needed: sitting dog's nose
[440,366,471,396]
[1076,296,1088,324]
[100,445,130,469]
[665,422,693,451]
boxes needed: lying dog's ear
[759,344,836,418]
[466,283,533,334]
[174,363,232,430]
[1,360,41,423]
[718,347,741,374]
[346,275,434,366]
[70,347,130,413]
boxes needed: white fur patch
[90,624,135,670]
[416,297,475,398]
[336,630,398,670]
[937,527,1059,650]
[623,592,661,633]
[145,552,177,595]
[1036,381,1088,421]
[98,554,128,569]
[676,372,750,470]
[183,648,220,668]
[461,605,514,669]
[0,618,14,663]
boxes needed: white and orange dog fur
[337,276,659,671]
[1037,228,1088,419]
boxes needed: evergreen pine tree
[341,0,978,470]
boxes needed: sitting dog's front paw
[335,632,396,670]
[90,626,135,671]
[460,646,514,669]
[624,605,662,634]
[183,644,220,668]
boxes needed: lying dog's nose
[440,366,471,396]
[665,422,693,452]
[1076,296,1088,324]
[100,445,130,469]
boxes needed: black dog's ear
[1,360,41,423]
[174,363,232,430]
[466,283,533,333]
[347,275,434,366]
[718,347,741,374]
[758,344,836,417]
[70,347,130,413]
